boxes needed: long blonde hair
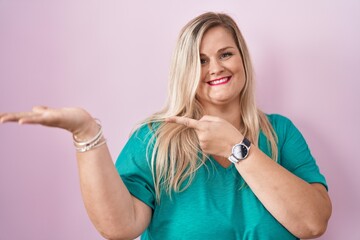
[141,12,278,202]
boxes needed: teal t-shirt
[115,114,327,240]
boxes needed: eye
[200,58,207,65]
[220,52,233,59]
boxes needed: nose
[209,59,224,75]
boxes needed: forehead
[200,26,236,53]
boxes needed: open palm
[0,106,94,136]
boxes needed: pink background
[0,1,359,239]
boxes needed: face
[196,26,246,110]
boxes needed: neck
[202,101,242,130]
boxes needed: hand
[165,115,243,158]
[0,106,97,139]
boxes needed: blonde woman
[0,12,331,239]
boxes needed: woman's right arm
[0,106,152,240]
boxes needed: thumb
[32,106,48,113]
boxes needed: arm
[166,115,332,239]
[0,107,152,240]
[75,121,152,239]
[234,145,331,238]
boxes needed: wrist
[73,118,100,142]
[224,132,244,158]
[73,119,107,153]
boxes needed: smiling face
[196,26,246,111]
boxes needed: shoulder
[264,113,301,144]
[265,113,312,156]
[266,113,304,131]
[266,113,293,127]
[128,122,162,145]
[264,115,327,188]
[116,123,160,170]
[118,123,159,158]
[131,123,157,143]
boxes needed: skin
[0,107,152,240]
[197,27,245,112]
[0,26,332,239]
[166,26,332,238]
[196,26,246,167]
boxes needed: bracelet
[73,119,106,152]
[75,138,107,153]
[73,119,102,146]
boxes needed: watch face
[233,144,248,159]
[240,145,248,158]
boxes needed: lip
[207,76,232,86]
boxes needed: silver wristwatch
[228,137,251,164]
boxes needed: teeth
[209,77,229,85]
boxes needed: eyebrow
[200,46,236,56]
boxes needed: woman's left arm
[235,145,331,238]
[166,115,332,239]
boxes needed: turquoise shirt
[115,114,327,240]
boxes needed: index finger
[165,116,200,129]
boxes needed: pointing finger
[200,115,222,122]
[165,116,200,129]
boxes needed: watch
[228,137,251,164]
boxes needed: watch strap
[228,155,240,164]
[242,137,251,148]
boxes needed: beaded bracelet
[73,119,106,152]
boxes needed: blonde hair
[141,12,278,202]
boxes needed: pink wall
[1,1,359,239]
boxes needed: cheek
[200,67,207,81]
[235,65,246,83]
[196,82,212,101]
[196,82,206,96]
[197,69,207,94]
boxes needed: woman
[0,12,331,239]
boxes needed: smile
[207,76,231,86]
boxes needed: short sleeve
[115,124,156,209]
[270,115,328,190]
